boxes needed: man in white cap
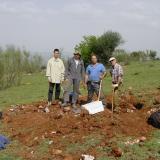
[109,57,123,108]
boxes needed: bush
[75,31,124,65]
[113,49,130,65]
[0,46,44,90]
[0,46,23,89]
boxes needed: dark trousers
[48,82,61,102]
[87,81,106,105]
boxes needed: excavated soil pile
[1,93,157,160]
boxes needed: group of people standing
[46,48,123,110]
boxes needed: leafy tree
[75,31,124,65]
[75,35,98,66]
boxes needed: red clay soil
[1,93,157,160]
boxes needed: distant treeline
[0,46,44,90]
[113,49,158,65]
[75,31,159,66]
[0,43,159,90]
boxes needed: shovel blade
[82,101,104,115]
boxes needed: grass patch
[65,134,103,154]
[0,61,160,110]
[0,155,23,160]
[0,72,47,110]
[0,140,25,160]
[34,139,50,158]
[97,130,160,160]
[0,61,160,159]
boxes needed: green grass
[0,140,25,160]
[65,134,103,154]
[97,130,160,160]
[0,60,160,159]
[0,72,48,110]
[123,61,160,92]
[33,139,50,159]
[103,60,160,94]
[0,61,160,110]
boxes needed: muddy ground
[1,91,160,160]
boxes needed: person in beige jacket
[46,49,65,107]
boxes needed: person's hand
[118,77,123,84]
[83,82,87,89]
[112,84,118,89]
[81,81,87,88]
[64,78,69,82]
[48,77,51,83]
[99,75,104,80]
[60,79,64,84]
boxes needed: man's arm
[84,66,89,87]
[85,74,89,84]
[46,61,51,82]
[100,64,107,80]
[110,68,112,77]
[100,71,107,79]
[64,59,70,80]
[61,60,65,82]
[117,65,123,84]
[81,61,85,82]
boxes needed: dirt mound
[154,95,160,104]
[1,94,156,159]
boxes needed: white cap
[109,57,116,62]
[74,51,81,56]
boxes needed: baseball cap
[109,57,116,62]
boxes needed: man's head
[53,48,60,59]
[109,57,116,66]
[74,51,81,60]
[91,54,98,64]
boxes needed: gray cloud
[0,0,160,56]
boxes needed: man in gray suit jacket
[61,51,85,108]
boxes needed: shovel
[82,80,104,115]
[111,86,119,125]
[111,88,115,122]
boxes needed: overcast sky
[0,0,160,56]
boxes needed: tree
[148,50,157,60]
[0,45,44,90]
[113,49,130,65]
[130,51,149,62]
[75,35,98,65]
[75,31,124,65]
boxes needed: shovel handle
[98,80,102,101]
[111,89,115,120]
